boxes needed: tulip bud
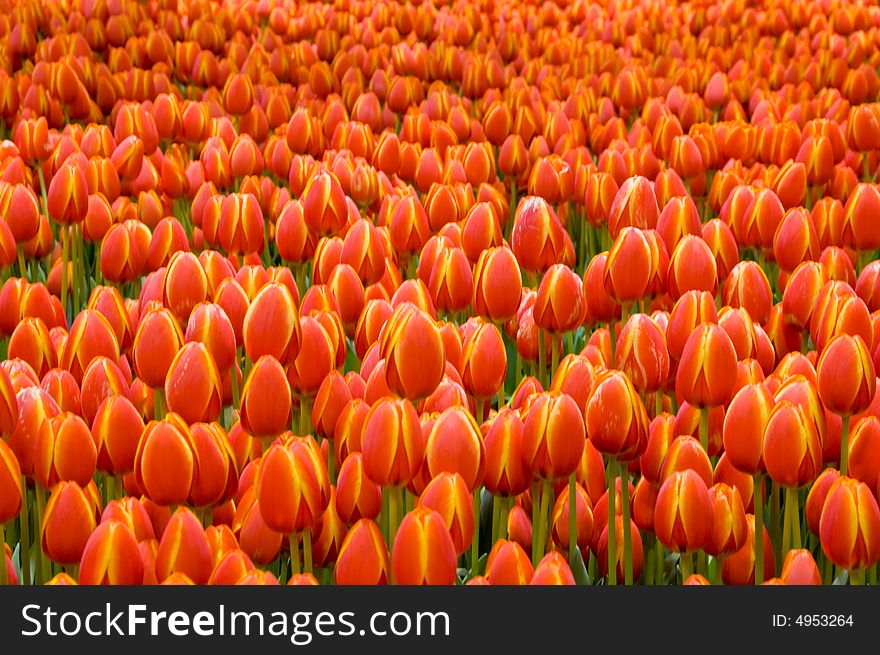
[79,520,144,585]
[362,398,424,487]
[334,519,389,585]
[42,481,97,565]
[392,507,457,585]
[155,508,212,584]
[654,470,714,553]
[134,415,194,506]
[485,539,534,585]
[819,476,880,572]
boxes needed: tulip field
[2,0,880,588]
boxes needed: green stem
[713,556,724,585]
[302,529,313,576]
[770,482,781,572]
[19,476,30,586]
[470,487,480,576]
[606,457,617,585]
[699,407,709,453]
[289,533,301,575]
[655,392,663,418]
[530,481,540,563]
[537,327,546,388]
[607,322,615,368]
[60,225,69,322]
[753,473,764,585]
[0,522,6,586]
[492,495,501,546]
[499,496,510,541]
[850,568,865,586]
[620,465,633,585]
[389,485,401,555]
[786,486,801,550]
[300,396,311,435]
[645,534,654,585]
[35,485,50,585]
[568,473,577,565]
[655,538,664,584]
[154,387,167,420]
[550,334,560,386]
[680,551,694,582]
[381,486,390,546]
[230,364,240,411]
[841,414,850,477]
[17,247,27,280]
[533,478,552,565]
[782,483,792,556]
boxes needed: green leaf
[570,547,590,586]
[12,543,21,585]
[832,569,849,585]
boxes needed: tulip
[232,489,282,566]
[164,342,222,425]
[531,552,576,585]
[34,411,97,489]
[242,282,300,363]
[335,452,382,524]
[78,519,143,585]
[380,302,445,400]
[510,196,571,275]
[615,313,670,394]
[608,176,659,237]
[334,519,389,585]
[472,246,522,323]
[41,480,97,565]
[257,436,330,574]
[655,470,714,580]
[780,549,822,586]
[155,508,212,584]
[134,415,193,507]
[819,477,880,583]
[391,507,457,585]
[817,334,876,475]
[485,539,534,585]
[460,319,507,409]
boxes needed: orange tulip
[132,306,184,389]
[654,470,714,555]
[819,476,880,575]
[41,480,97,565]
[34,411,97,488]
[93,396,145,477]
[523,392,585,480]
[232,488,282,566]
[780,549,822,585]
[242,282,300,363]
[391,507,457,585]
[608,176,659,237]
[763,401,823,489]
[257,436,330,536]
[334,519,389,585]
[155,507,212,584]
[335,452,382,524]
[78,519,144,585]
[164,342,222,424]
[675,323,737,409]
[585,370,649,461]
[615,313,670,393]
[134,415,194,506]
[380,302,445,400]
[362,398,424,487]
[485,539,534,585]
